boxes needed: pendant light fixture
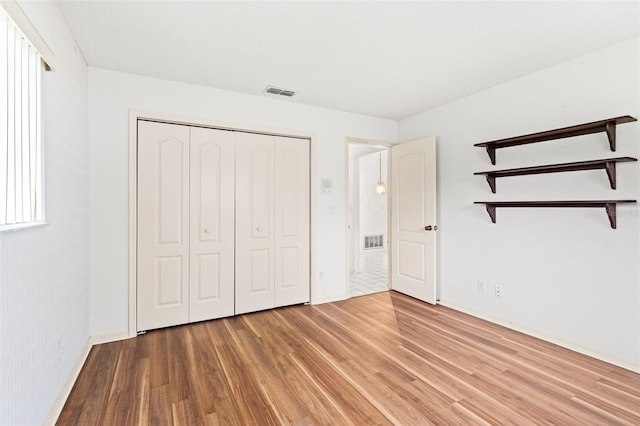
[373,152,387,194]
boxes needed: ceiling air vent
[265,86,296,97]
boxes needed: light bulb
[373,182,387,194]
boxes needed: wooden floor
[58,291,640,425]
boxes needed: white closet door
[235,133,275,315]
[274,136,310,307]
[189,127,235,322]
[137,121,190,331]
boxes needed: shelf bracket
[605,121,616,151]
[605,161,616,189]
[486,146,496,165]
[485,204,497,223]
[486,175,496,193]
[605,203,617,229]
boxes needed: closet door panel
[275,137,310,307]
[235,133,275,314]
[189,127,235,322]
[137,121,190,331]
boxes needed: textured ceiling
[58,1,639,120]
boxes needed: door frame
[128,110,316,338]
[344,137,393,298]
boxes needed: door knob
[425,225,432,231]
[204,228,211,234]
[257,226,262,232]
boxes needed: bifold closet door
[274,136,310,307]
[235,133,275,315]
[235,133,310,314]
[137,122,235,331]
[189,127,235,322]
[138,122,309,328]
[137,121,190,331]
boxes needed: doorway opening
[347,142,389,297]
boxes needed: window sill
[0,221,49,233]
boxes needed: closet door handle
[204,228,211,234]
[256,226,263,232]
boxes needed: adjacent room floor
[349,249,388,297]
[57,291,640,425]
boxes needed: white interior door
[137,121,190,331]
[189,127,235,322]
[390,136,437,304]
[235,132,275,314]
[274,136,310,307]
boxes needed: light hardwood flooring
[57,291,640,425]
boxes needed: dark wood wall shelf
[474,200,636,229]
[475,157,637,193]
[475,116,637,165]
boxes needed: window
[0,6,43,228]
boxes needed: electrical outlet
[495,285,503,297]
[319,272,323,280]
[477,280,485,292]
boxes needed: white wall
[0,2,89,424]
[399,37,640,371]
[88,67,397,336]
[358,150,388,248]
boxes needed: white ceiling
[57,1,639,120]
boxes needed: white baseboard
[44,339,92,426]
[90,331,132,345]
[439,299,640,374]
[312,293,348,305]
[44,331,133,425]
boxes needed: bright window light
[0,7,43,228]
